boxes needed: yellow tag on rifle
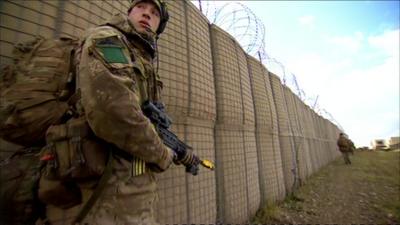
[201,160,215,170]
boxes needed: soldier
[348,138,356,155]
[40,0,193,224]
[337,133,352,165]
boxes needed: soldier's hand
[150,147,175,173]
[174,150,200,167]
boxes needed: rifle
[141,101,214,175]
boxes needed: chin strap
[155,37,160,74]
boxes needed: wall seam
[283,86,300,190]
[184,123,190,223]
[247,58,266,206]
[263,67,280,200]
[209,24,224,225]
[185,1,193,118]
[267,71,286,197]
[183,1,191,223]
[234,39,250,220]
[37,2,44,36]
[294,96,307,183]
[54,0,66,38]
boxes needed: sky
[193,1,400,147]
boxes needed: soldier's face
[129,1,161,35]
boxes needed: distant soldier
[348,138,356,155]
[337,133,352,164]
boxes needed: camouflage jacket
[337,136,350,152]
[76,13,171,171]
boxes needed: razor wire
[192,0,343,130]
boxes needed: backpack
[0,35,80,147]
[0,145,46,225]
[337,136,350,152]
[0,36,80,224]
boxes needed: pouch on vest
[38,176,82,209]
[38,117,108,209]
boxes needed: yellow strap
[133,157,146,176]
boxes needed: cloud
[327,31,364,52]
[368,29,400,60]
[335,29,400,146]
[321,30,399,146]
[285,29,399,146]
[286,53,335,97]
[298,15,315,27]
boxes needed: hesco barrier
[155,120,217,224]
[0,0,343,224]
[293,94,313,179]
[184,2,216,121]
[283,86,303,184]
[269,73,298,193]
[247,57,286,202]
[210,24,260,223]
[155,1,217,224]
[210,25,244,124]
[303,106,317,174]
[156,0,190,118]
[157,1,216,122]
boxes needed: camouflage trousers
[342,152,351,164]
[42,157,159,225]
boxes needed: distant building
[388,136,400,149]
[371,139,387,150]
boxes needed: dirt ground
[252,150,400,225]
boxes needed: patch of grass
[394,201,400,221]
[382,198,400,222]
[282,193,304,211]
[251,202,280,224]
[353,152,400,223]
[351,152,399,183]
[252,151,399,224]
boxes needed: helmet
[128,0,170,35]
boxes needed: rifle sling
[72,150,113,224]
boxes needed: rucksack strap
[0,147,41,167]
[72,150,113,224]
[14,36,44,62]
[62,89,81,121]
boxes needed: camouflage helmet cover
[128,0,169,35]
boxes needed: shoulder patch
[94,36,129,64]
